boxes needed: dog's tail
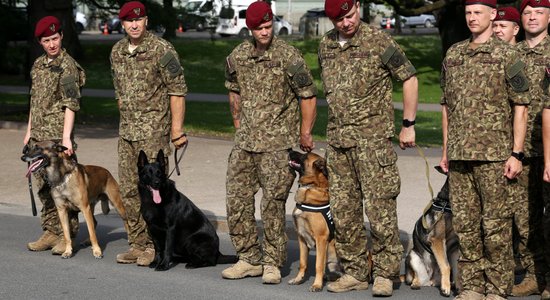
[217,252,238,264]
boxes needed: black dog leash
[167,138,188,178]
[23,145,37,216]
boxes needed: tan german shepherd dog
[288,150,343,292]
[22,140,128,259]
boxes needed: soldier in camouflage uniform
[439,1,530,299]
[221,1,317,285]
[318,0,418,296]
[492,7,520,45]
[542,73,550,300]
[110,1,188,266]
[508,0,550,297]
[24,16,85,255]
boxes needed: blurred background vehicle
[298,7,325,35]
[98,17,124,34]
[75,11,87,34]
[380,14,436,28]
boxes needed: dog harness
[296,203,335,241]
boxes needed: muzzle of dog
[21,142,68,178]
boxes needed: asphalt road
[1,212,523,300]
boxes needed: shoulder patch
[381,46,397,65]
[287,61,304,76]
[61,74,79,98]
[507,60,529,92]
[160,51,182,77]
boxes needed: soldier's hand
[439,156,449,174]
[544,166,550,183]
[300,132,314,153]
[399,127,416,150]
[62,137,74,156]
[504,157,522,179]
[171,132,188,149]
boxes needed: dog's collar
[432,201,452,214]
[296,203,335,241]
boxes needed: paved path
[0,85,443,111]
[0,121,445,240]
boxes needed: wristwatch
[402,119,416,128]
[511,151,525,162]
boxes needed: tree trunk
[162,0,176,40]
[27,0,82,79]
[437,2,469,55]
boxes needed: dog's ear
[138,150,149,169]
[156,149,166,173]
[54,144,68,153]
[313,158,328,178]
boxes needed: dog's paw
[309,284,323,292]
[61,251,73,259]
[440,287,451,297]
[92,250,103,259]
[154,264,170,271]
[288,276,305,285]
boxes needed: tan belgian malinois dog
[287,150,343,292]
[22,140,128,259]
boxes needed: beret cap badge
[49,24,56,32]
[133,8,141,16]
[341,2,349,10]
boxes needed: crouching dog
[22,140,129,259]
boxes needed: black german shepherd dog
[138,149,237,271]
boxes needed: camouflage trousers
[28,139,79,238]
[326,138,403,282]
[225,147,295,267]
[118,136,170,250]
[509,157,548,279]
[449,160,513,296]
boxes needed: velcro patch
[293,72,312,88]
[61,75,79,98]
[382,46,406,68]
[160,52,182,77]
[507,60,529,92]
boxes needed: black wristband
[402,119,416,128]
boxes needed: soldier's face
[123,17,148,44]
[492,20,519,44]
[331,2,361,39]
[465,5,496,35]
[251,20,273,50]
[521,6,550,36]
[39,32,62,59]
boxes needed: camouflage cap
[520,0,550,13]
[495,7,520,24]
[464,0,497,8]
[246,1,273,29]
[119,1,147,21]
[324,0,355,20]
[35,16,61,38]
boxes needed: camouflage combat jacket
[30,49,85,141]
[517,36,550,157]
[441,36,530,161]
[110,31,187,141]
[224,37,317,152]
[318,22,417,148]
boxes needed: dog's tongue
[150,187,161,204]
[25,159,43,178]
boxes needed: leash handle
[27,163,37,216]
[168,141,188,178]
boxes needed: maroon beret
[495,7,520,23]
[520,0,550,13]
[246,1,273,29]
[119,1,147,20]
[35,16,61,38]
[325,0,355,20]
[464,0,497,8]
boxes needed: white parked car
[75,11,88,34]
[380,14,436,28]
[216,7,292,38]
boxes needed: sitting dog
[137,149,238,271]
[21,140,129,259]
[404,166,459,297]
[287,150,342,292]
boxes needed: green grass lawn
[0,93,442,146]
[0,35,443,103]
